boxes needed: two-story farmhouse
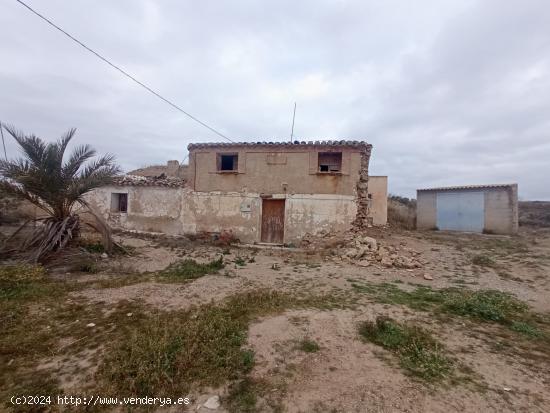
[88,141,387,244]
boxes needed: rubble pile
[301,231,425,270]
[341,235,424,268]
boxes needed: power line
[14,0,234,143]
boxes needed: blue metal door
[436,191,484,232]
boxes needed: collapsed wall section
[352,144,373,230]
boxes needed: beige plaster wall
[86,186,185,235]
[484,185,518,234]
[416,191,437,230]
[181,191,261,243]
[368,176,388,225]
[188,148,363,196]
[285,194,357,242]
[88,186,358,243]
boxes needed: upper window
[318,152,342,173]
[111,193,128,213]
[217,153,238,171]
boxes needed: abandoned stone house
[88,141,388,244]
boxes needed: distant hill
[519,201,550,228]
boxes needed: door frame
[260,197,286,244]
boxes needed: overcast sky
[1,0,549,199]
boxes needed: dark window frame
[111,192,128,213]
[318,152,343,173]
[217,152,239,172]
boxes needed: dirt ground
[2,225,550,412]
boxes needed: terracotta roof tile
[188,140,371,150]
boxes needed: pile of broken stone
[340,236,424,270]
[301,230,426,271]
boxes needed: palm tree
[0,125,121,262]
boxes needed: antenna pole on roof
[290,102,296,142]
[0,121,7,161]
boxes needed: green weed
[352,282,529,325]
[226,378,258,413]
[158,257,224,280]
[443,289,528,322]
[234,256,247,266]
[0,264,48,300]
[359,316,452,381]
[298,339,320,353]
[510,321,544,338]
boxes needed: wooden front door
[261,199,285,244]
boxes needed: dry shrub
[388,195,416,230]
[519,201,550,228]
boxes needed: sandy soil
[10,225,549,412]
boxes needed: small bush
[472,254,497,268]
[80,240,105,254]
[226,378,258,413]
[388,195,416,230]
[510,321,544,338]
[359,317,452,381]
[234,256,247,266]
[79,262,99,273]
[159,257,224,280]
[240,349,255,372]
[298,338,320,353]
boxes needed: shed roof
[417,183,516,192]
[187,140,371,151]
[112,174,186,188]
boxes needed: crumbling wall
[181,191,261,243]
[85,185,185,235]
[285,194,357,242]
[352,144,373,229]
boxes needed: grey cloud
[1,0,549,199]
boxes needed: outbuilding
[416,184,518,234]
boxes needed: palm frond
[3,124,46,166]
[62,144,96,179]
[57,128,76,158]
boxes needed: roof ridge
[188,140,371,150]
[417,183,517,191]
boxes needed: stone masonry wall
[352,144,373,230]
